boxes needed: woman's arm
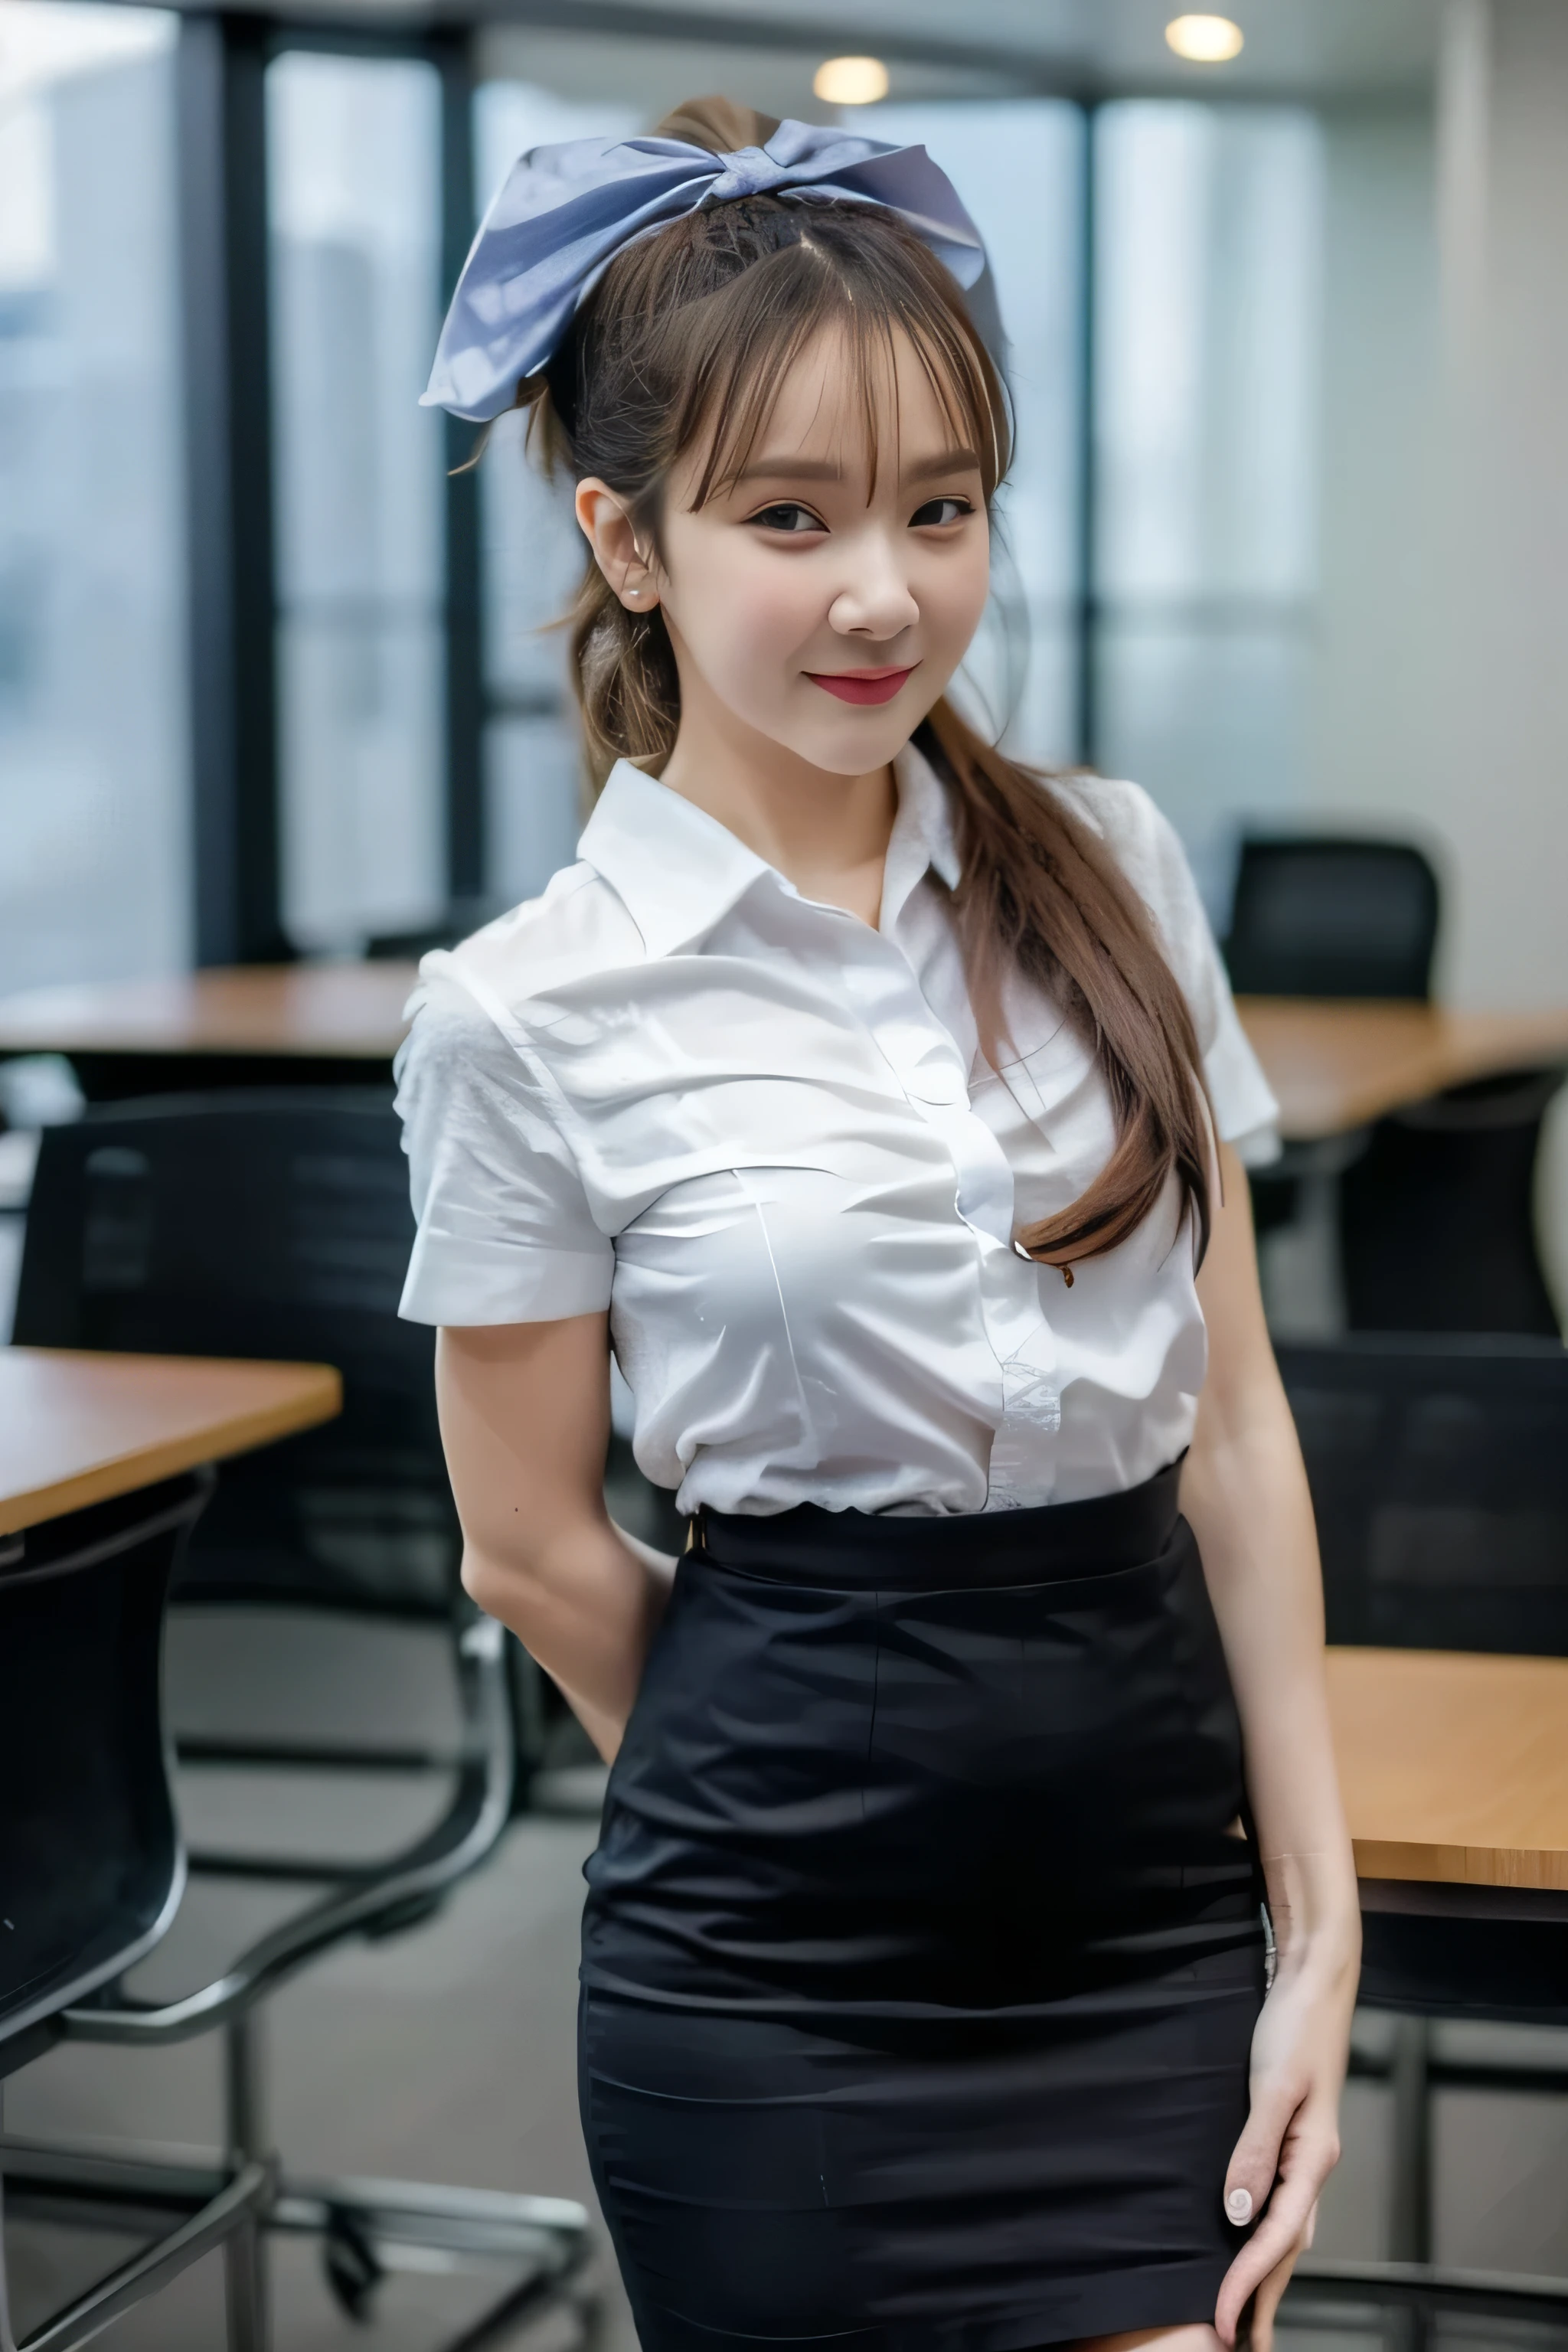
[1181,1142,1362,2352]
[436,1314,675,1762]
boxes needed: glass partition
[473,83,640,908]
[858,100,1086,768]
[1093,101,1325,913]
[267,48,446,951]
[0,2,187,993]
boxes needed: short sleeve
[394,965,615,1325]
[1050,776,1282,1168]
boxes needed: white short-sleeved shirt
[396,744,1278,1517]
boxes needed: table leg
[224,2014,272,2352]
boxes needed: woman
[398,96,1360,2352]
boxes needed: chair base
[0,2135,590,2352]
[0,2145,271,2352]
[1292,2255,1568,2349]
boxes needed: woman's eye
[747,502,826,534]
[910,496,974,528]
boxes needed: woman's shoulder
[1040,769,1179,871]
[1040,771,1207,951]
[403,858,647,1050]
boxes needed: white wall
[1426,0,1568,1014]
[1311,3,1568,1013]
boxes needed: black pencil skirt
[579,1464,1266,2351]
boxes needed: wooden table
[1237,998,1568,1145]
[2,970,1567,1138]
[0,965,420,1099]
[0,1347,341,1536]
[1327,1645,1568,1903]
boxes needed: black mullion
[436,30,485,901]
[1073,99,1099,773]
[179,11,286,965]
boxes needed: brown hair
[513,96,1212,1272]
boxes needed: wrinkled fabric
[583,1465,1263,2014]
[395,746,1279,1518]
[578,1476,1266,2350]
[424,118,988,422]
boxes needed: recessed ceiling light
[1165,15,1245,63]
[813,55,890,106]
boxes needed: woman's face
[615,324,992,776]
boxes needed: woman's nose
[827,534,919,639]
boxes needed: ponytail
[921,700,1211,1270]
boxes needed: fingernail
[1226,2187,1253,2225]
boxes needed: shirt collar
[884,738,962,927]
[577,741,962,959]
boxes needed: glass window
[473,82,641,908]
[267,50,446,951]
[0,2,187,993]
[1093,102,1325,913]
[858,101,1085,768]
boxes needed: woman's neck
[658,704,898,930]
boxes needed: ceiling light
[1165,15,1244,63]
[813,55,890,106]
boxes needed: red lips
[806,665,917,707]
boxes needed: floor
[4,1612,1568,2352]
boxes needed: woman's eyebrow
[733,448,982,488]
[733,457,841,486]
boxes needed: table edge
[0,1363,343,1536]
[1353,1838,1568,1894]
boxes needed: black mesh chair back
[1224,836,1440,999]
[1340,1068,1564,1335]
[1277,1334,1568,1654]
[0,1474,205,2076]
[12,1093,456,1617]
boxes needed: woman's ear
[576,479,659,611]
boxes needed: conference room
[2,0,1566,2346]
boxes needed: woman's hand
[1214,1860,1360,2348]
[1181,1147,1362,2350]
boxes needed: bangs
[589,201,1010,520]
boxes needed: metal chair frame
[6,1096,593,2349]
[2,1556,591,2352]
[0,1472,276,2352]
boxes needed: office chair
[1276,1336,1568,2346]
[0,1469,274,2351]
[1223,835,1441,1002]
[1226,835,1442,1256]
[1338,1065,1564,1334]
[1227,835,1564,1332]
[10,1093,590,2352]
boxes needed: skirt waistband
[691,1459,1183,1590]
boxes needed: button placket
[832,908,1060,1507]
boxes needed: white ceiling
[511,0,1445,100]
[129,0,1444,103]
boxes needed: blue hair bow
[423,116,989,425]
